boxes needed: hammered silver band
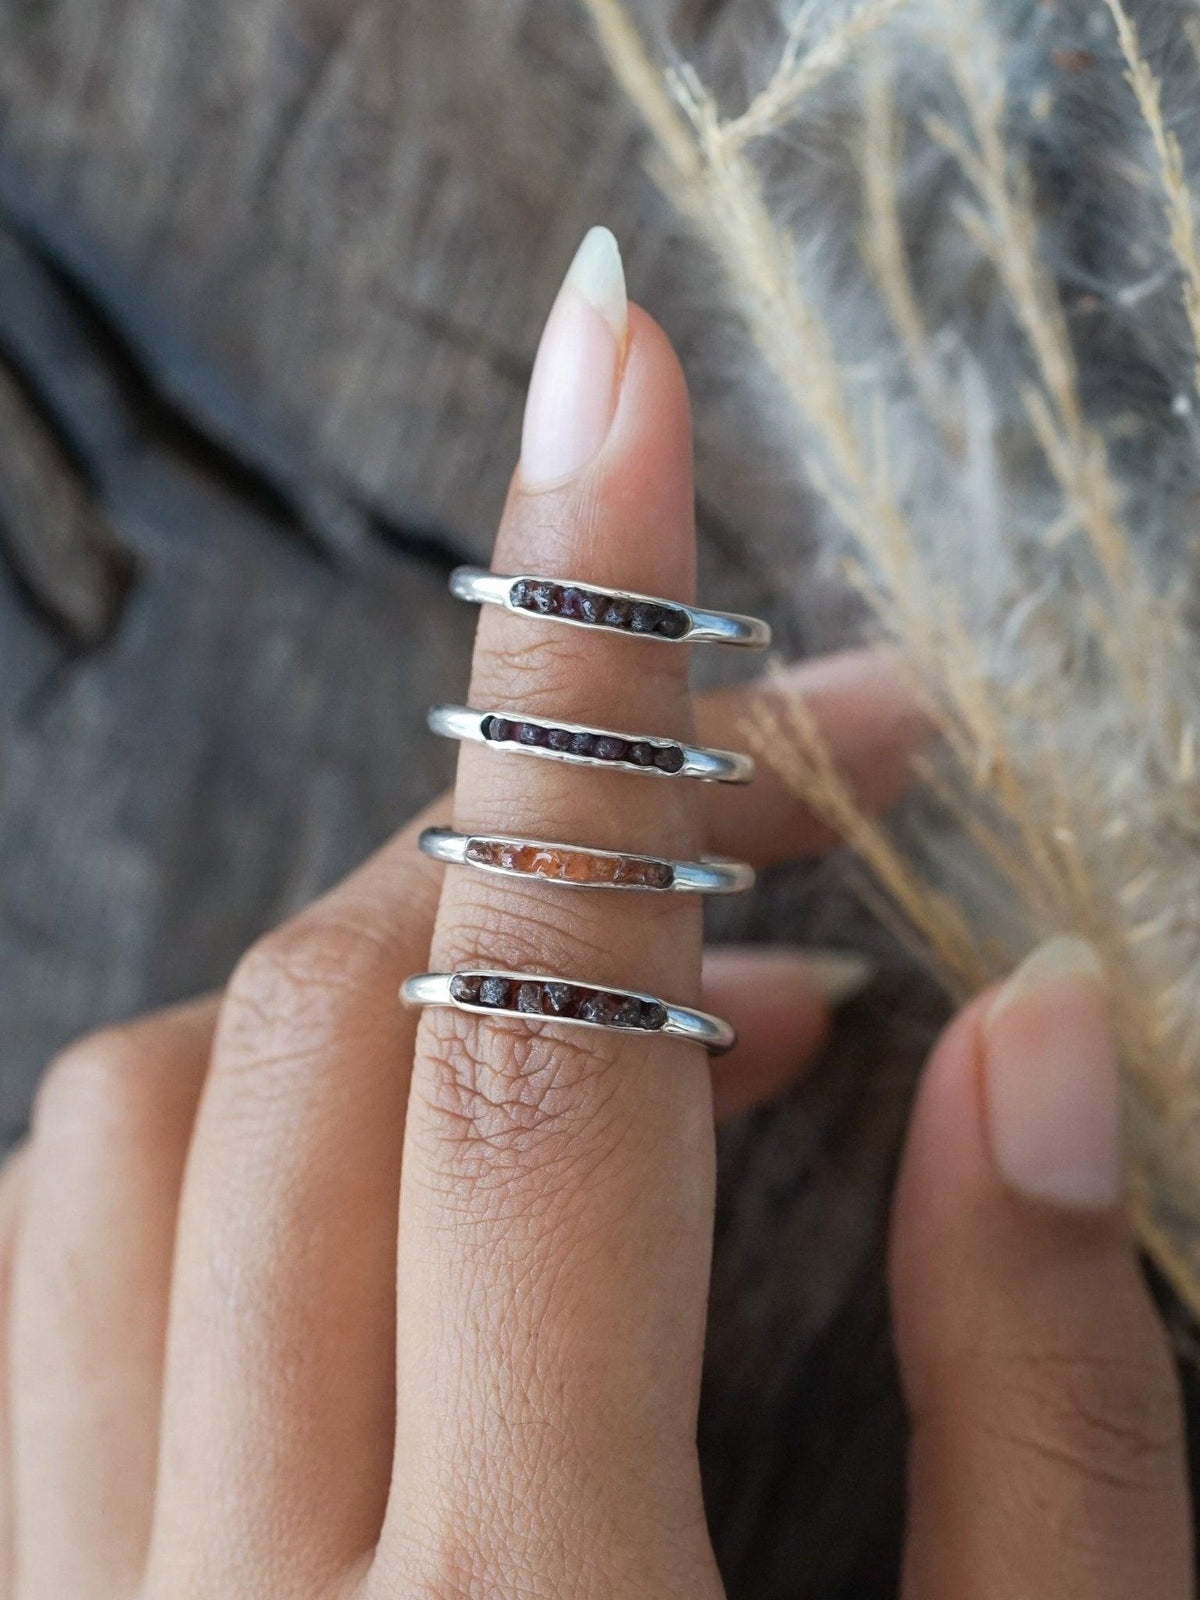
[401,970,736,1055]
[450,567,771,649]
[428,705,755,785]
[419,826,754,896]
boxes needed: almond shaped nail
[520,226,627,488]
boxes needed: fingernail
[520,226,627,488]
[800,950,874,1008]
[983,936,1122,1209]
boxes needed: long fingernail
[983,936,1122,1209]
[801,949,874,1008]
[520,226,627,489]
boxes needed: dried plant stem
[930,3,1146,690]
[1103,0,1200,399]
[860,58,956,441]
[574,0,699,181]
[585,0,1200,1322]
[586,0,1097,975]
[721,0,908,151]
[744,692,989,990]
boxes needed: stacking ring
[428,706,755,785]
[450,567,771,649]
[419,826,754,895]
[401,970,736,1054]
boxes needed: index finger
[384,231,727,1594]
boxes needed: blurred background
[3,2,1176,1596]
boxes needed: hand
[1,231,1190,1599]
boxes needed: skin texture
[0,298,1191,1600]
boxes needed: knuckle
[34,1024,152,1147]
[951,1332,1185,1498]
[1025,1343,1183,1492]
[222,909,393,1062]
[473,629,679,722]
[475,630,586,703]
[438,884,625,980]
[415,1006,625,1183]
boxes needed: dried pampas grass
[584,0,1200,1321]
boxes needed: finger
[149,799,447,1590]
[0,1148,28,1596]
[704,946,871,1122]
[890,938,1191,1600]
[11,1002,213,1599]
[384,232,725,1596]
[698,648,927,867]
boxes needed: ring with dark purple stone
[448,567,771,650]
[400,970,736,1054]
[427,706,754,785]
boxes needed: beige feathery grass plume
[583,0,1200,1322]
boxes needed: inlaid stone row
[480,715,686,773]
[449,974,668,1031]
[465,839,675,889]
[510,579,689,639]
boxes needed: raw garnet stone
[483,717,686,773]
[453,974,668,1031]
[509,580,689,640]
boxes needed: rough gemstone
[629,603,663,633]
[529,581,562,614]
[516,982,546,1014]
[487,717,514,743]
[543,983,578,1016]
[478,977,513,1008]
[657,608,689,639]
[615,857,670,888]
[653,745,686,773]
[580,590,607,624]
[560,587,586,619]
[577,991,620,1025]
[627,741,656,767]
[466,839,675,889]
[602,598,633,628]
[509,579,533,608]
[545,727,574,751]
[639,1000,668,1030]
[612,997,644,1028]
[593,736,628,762]
[570,732,598,757]
[450,974,483,1004]
[517,722,548,746]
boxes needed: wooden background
[0,2,1192,1595]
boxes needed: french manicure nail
[983,936,1122,1210]
[520,226,627,488]
[801,949,874,1008]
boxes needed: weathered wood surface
[0,5,1193,1598]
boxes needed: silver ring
[450,567,771,649]
[419,826,755,895]
[401,970,736,1054]
[428,706,755,785]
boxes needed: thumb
[890,938,1192,1600]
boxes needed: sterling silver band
[450,567,771,649]
[419,826,755,895]
[401,970,736,1054]
[428,705,755,785]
